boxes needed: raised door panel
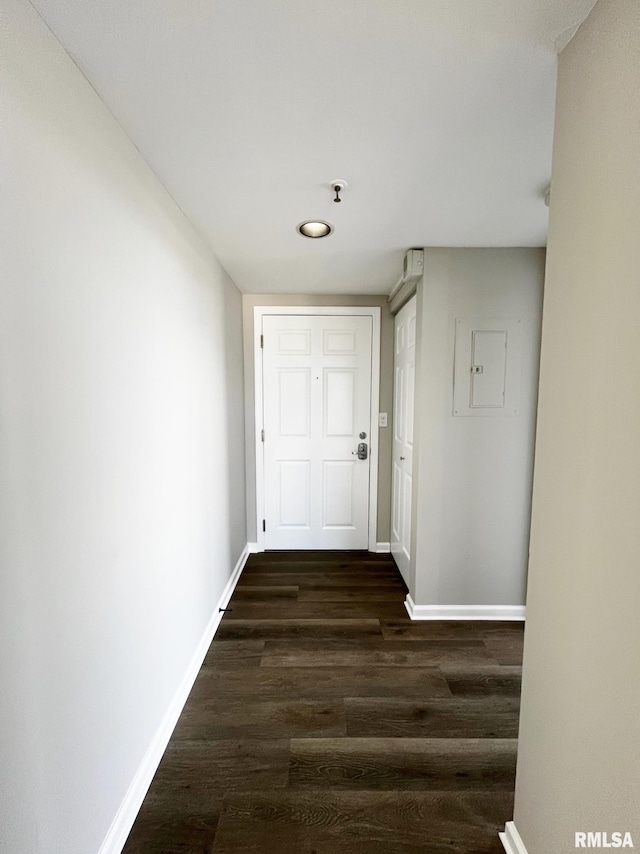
[324,369,356,438]
[391,461,402,545]
[408,313,416,347]
[277,461,311,529]
[401,470,412,561]
[322,461,355,529]
[394,365,404,442]
[405,360,415,448]
[323,329,358,356]
[276,329,312,355]
[278,369,311,437]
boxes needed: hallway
[123,551,523,853]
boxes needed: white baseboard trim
[405,595,525,621]
[247,542,260,553]
[499,821,529,854]
[98,543,250,854]
[375,542,391,553]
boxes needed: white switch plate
[378,412,388,427]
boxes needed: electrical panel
[453,318,522,417]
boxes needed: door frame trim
[253,306,381,552]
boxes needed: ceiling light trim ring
[297,220,334,238]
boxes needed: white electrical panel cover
[453,318,522,416]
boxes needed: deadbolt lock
[356,442,368,460]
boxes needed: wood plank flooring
[123,551,523,854]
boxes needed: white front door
[262,314,373,549]
[391,295,416,584]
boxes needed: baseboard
[499,821,529,854]
[404,595,525,621]
[98,543,250,854]
[375,542,391,553]
[247,542,260,553]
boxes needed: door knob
[352,442,368,460]
[400,456,405,461]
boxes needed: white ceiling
[32,0,595,294]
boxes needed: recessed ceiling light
[297,220,333,238]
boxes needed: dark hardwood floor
[123,551,523,853]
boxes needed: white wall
[511,0,640,850]
[410,248,544,609]
[0,2,246,852]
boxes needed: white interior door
[262,314,373,549]
[391,295,416,584]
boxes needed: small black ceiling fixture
[331,179,348,203]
